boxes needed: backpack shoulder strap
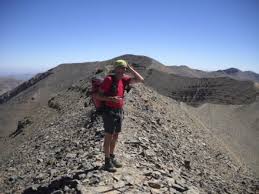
[105,74,117,96]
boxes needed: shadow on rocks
[22,166,99,194]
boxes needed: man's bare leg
[110,133,122,168]
[103,132,116,172]
[110,133,119,155]
[104,132,112,157]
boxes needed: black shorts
[102,108,124,134]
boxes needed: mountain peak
[221,68,241,74]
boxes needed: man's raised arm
[128,64,144,84]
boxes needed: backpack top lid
[91,68,116,94]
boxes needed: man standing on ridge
[96,59,144,172]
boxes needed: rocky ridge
[145,69,256,106]
[0,70,53,104]
[0,79,257,194]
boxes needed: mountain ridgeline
[0,54,257,107]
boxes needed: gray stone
[50,169,58,177]
[78,173,87,180]
[148,181,161,189]
[152,171,162,179]
[66,153,77,158]
[166,177,175,187]
[172,183,188,192]
[150,188,162,194]
[113,180,125,188]
[37,158,43,163]
[89,175,101,185]
[8,175,18,182]
[183,186,200,194]
[51,190,64,194]
[122,175,135,186]
[64,186,70,191]
[31,184,40,191]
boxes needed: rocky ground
[0,80,258,194]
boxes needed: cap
[114,59,128,69]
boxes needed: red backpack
[91,70,131,113]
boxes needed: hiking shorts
[102,108,124,134]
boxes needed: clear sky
[1,0,258,74]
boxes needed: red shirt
[100,75,131,109]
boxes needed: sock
[105,157,110,163]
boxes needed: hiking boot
[110,154,122,168]
[103,157,117,172]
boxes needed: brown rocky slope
[0,80,257,193]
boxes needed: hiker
[96,59,144,172]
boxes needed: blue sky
[0,0,258,74]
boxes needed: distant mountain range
[167,66,259,82]
[0,56,258,102]
[0,74,35,95]
[0,73,35,80]
[1,64,258,97]
[0,78,23,96]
